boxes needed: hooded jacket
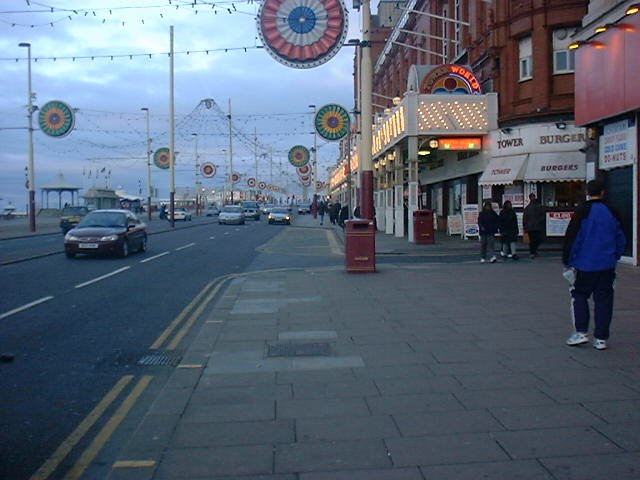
[562,199,627,271]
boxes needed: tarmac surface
[3,213,640,479]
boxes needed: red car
[64,209,147,258]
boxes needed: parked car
[297,202,311,215]
[170,207,192,221]
[218,205,245,225]
[241,201,261,220]
[60,206,91,233]
[268,207,292,225]
[204,205,220,216]
[64,209,147,258]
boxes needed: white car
[170,208,192,221]
[218,205,245,225]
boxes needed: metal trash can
[345,219,376,273]
[413,209,435,244]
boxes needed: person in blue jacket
[562,179,627,350]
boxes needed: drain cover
[137,352,182,366]
[267,342,331,357]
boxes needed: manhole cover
[267,342,331,357]
[137,352,182,366]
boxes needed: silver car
[218,205,245,225]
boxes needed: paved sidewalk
[105,220,640,480]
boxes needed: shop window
[540,182,585,208]
[519,36,533,81]
[553,28,575,74]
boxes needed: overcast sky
[0,0,368,208]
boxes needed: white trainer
[593,339,607,350]
[566,332,589,346]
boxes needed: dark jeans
[571,269,616,340]
[480,234,496,259]
[528,230,544,255]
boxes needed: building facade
[331,0,591,243]
[571,0,639,265]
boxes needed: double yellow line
[30,375,152,480]
[150,275,233,351]
[31,276,232,479]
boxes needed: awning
[524,152,586,182]
[478,154,528,186]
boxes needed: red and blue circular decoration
[257,0,348,69]
[315,103,350,140]
[247,177,257,188]
[288,145,310,167]
[201,162,216,178]
[232,172,241,184]
[38,100,75,138]
[153,148,171,170]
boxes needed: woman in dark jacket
[478,200,499,262]
[498,200,519,259]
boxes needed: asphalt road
[0,217,340,479]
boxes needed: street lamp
[141,107,152,221]
[192,133,201,215]
[309,104,317,210]
[19,42,36,232]
[359,0,374,220]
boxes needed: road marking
[0,296,54,321]
[206,320,224,324]
[326,230,343,256]
[30,376,134,480]
[177,364,203,369]
[140,251,170,263]
[175,242,196,251]
[167,278,230,350]
[150,281,216,349]
[113,460,156,468]
[209,236,216,239]
[224,232,230,235]
[74,267,130,289]
[64,375,153,480]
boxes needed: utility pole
[19,42,36,232]
[360,1,374,220]
[228,98,234,204]
[192,133,200,215]
[254,127,258,200]
[141,107,152,221]
[169,25,176,228]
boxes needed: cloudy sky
[0,0,367,208]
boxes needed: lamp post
[141,107,152,221]
[192,133,200,215]
[19,42,36,232]
[359,0,374,220]
[309,104,317,198]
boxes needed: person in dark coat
[523,193,545,259]
[562,179,627,350]
[338,204,349,228]
[331,201,341,225]
[478,200,499,263]
[498,200,519,259]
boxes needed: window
[553,28,575,74]
[519,36,533,81]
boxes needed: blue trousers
[571,269,616,340]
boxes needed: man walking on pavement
[523,192,546,259]
[318,197,327,225]
[563,179,627,350]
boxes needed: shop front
[572,1,639,265]
[479,123,587,241]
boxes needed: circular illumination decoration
[201,162,216,178]
[315,103,350,140]
[247,177,257,187]
[297,164,310,175]
[153,148,171,170]
[231,172,241,184]
[257,0,349,69]
[38,100,75,137]
[288,145,311,167]
[259,181,267,190]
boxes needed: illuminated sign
[372,106,406,156]
[420,64,482,95]
[436,137,482,150]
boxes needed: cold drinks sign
[599,119,637,170]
